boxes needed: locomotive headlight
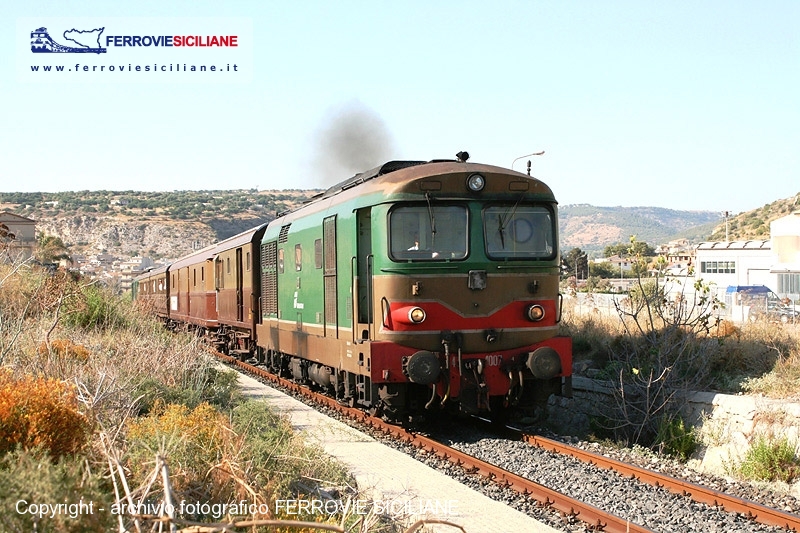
[408,307,427,324]
[526,304,545,322]
[466,173,485,192]
[391,305,428,325]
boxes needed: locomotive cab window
[389,204,467,261]
[484,205,555,259]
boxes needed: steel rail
[216,353,655,533]
[520,433,800,532]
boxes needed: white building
[689,212,800,321]
[771,211,800,298]
[695,240,773,288]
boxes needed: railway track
[216,352,799,533]
[519,431,800,531]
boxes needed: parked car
[727,285,798,324]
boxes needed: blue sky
[2,1,798,214]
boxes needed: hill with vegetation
[0,190,319,260]
[559,205,720,253]
[707,193,800,241]
[3,190,798,260]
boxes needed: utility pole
[724,211,730,242]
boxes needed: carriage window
[390,205,467,261]
[484,205,555,259]
[215,258,224,289]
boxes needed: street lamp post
[511,151,545,176]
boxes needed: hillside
[559,205,719,252]
[707,193,800,241]
[3,190,797,261]
[0,190,319,259]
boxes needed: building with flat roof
[688,213,800,320]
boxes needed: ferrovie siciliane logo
[31,27,107,54]
[21,18,251,84]
[31,26,240,54]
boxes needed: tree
[589,261,617,279]
[604,240,655,258]
[562,247,588,280]
[36,234,70,265]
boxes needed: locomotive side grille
[261,241,278,315]
[324,277,337,325]
[278,224,291,243]
[323,217,336,275]
[323,216,337,327]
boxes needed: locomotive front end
[369,162,572,421]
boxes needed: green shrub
[231,401,353,510]
[0,448,113,533]
[134,365,241,414]
[64,284,129,331]
[737,435,800,483]
[654,416,698,461]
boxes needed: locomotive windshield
[484,205,555,259]
[390,205,468,261]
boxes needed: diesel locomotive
[133,156,572,422]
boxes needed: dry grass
[561,297,800,399]
[0,262,394,532]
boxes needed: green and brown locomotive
[256,158,572,422]
[134,156,572,422]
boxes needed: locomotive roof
[318,160,428,199]
[268,159,558,229]
[301,159,553,207]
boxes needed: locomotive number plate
[486,354,503,366]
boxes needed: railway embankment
[548,375,800,488]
